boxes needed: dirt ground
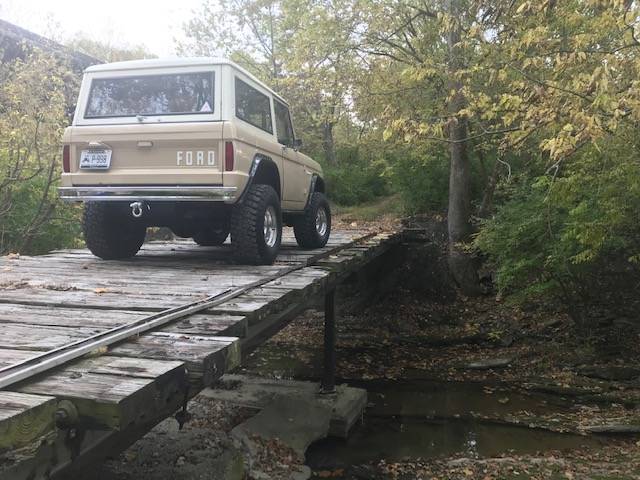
[264,289,640,479]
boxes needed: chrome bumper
[58,186,238,202]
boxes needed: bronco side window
[235,78,273,134]
[274,99,294,146]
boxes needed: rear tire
[230,184,282,265]
[82,203,146,260]
[293,192,331,249]
[193,227,229,246]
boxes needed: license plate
[79,149,112,169]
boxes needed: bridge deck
[0,229,398,479]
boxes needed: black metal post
[321,288,336,394]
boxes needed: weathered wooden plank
[0,349,36,369]
[62,355,186,379]
[15,357,187,430]
[109,333,240,387]
[0,278,240,299]
[161,313,248,338]
[0,261,282,280]
[0,304,148,328]
[0,323,104,351]
[210,284,322,324]
[0,287,226,311]
[1,254,282,271]
[0,392,57,451]
[211,293,287,317]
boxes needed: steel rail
[0,232,377,390]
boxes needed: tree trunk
[446,0,481,295]
[321,121,337,165]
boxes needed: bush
[322,146,389,206]
[0,50,82,255]
[389,143,489,214]
[390,148,450,213]
[476,134,640,321]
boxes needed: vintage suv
[59,58,331,265]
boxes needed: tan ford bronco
[59,58,331,265]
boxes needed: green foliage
[390,149,450,213]
[322,147,389,206]
[476,130,640,315]
[2,175,83,254]
[0,50,82,254]
[387,143,490,214]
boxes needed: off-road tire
[82,203,146,260]
[293,192,331,249]
[193,227,229,246]
[230,184,282,265]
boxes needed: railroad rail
[0,228,400,479]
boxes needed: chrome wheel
[315,207,328,237]
[263,206,278,247]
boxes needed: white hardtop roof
[84,57,288,105]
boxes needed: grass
[332,194,404,222]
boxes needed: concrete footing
[201,375,367,454]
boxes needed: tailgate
[64,122,225,186]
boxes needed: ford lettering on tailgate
[177,150,216,166]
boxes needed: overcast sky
[0,0,206,57]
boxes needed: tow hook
[129,201,147,218]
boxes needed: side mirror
[292,138,303,150]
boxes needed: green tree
[0,50,81,254]
[349,0,640,297]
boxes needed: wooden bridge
[0,229,399,479]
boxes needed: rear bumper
[58,185,238,203]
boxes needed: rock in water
[465,357,513,370]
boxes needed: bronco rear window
[84,71,215,118]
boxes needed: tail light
[224,141,234,171]
[62,145,70,173]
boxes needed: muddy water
[242,343,604,469]
[306,419,602,468]
[241,344,324,380]
[306,379,604,468]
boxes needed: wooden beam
[0,392,56,451]
[14,357,187,430]
[109,333,240,387]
